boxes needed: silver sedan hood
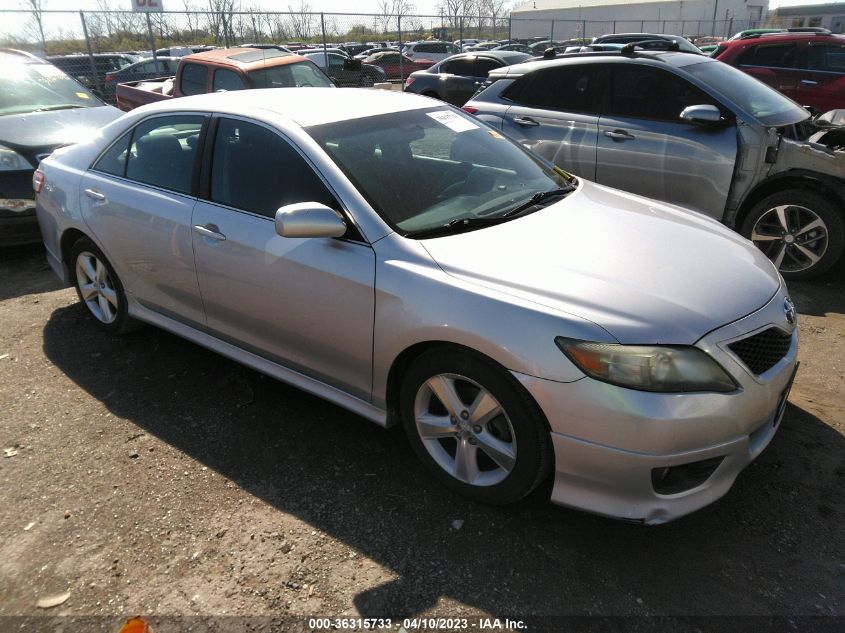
[420,180,780,344]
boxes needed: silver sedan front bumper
[515,286,798,525]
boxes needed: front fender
[371,234,609,409]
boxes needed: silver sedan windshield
[305,107,571,235]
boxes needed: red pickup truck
[115,47,335,111]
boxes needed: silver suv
[464,50,845,279]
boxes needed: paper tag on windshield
[427,111,477,133]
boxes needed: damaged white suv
[464,50,845,279]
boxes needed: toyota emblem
[784,297,796,325]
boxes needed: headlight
[0,145,34,171]
[555,337,738,393]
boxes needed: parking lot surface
[1,244,843,628]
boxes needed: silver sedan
[35,88,798,524]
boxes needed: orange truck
[115,47,335,111]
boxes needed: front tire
[400,348,552,505]
[741,189,844,280]
[69,237,134,334]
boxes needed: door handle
[84,188,106,202]
[193,224,226,241]
[800,79,819,85]
[513,116,539,127]
[604,129,635,141]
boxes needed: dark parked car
[0,50,122,246]
[102,56,180,103]
[46,53,137,95]
[340,43,373,57]
[302,52,386,86]
[712,31,845,112]
[592,33,702,54]
[361,51,434,80]
[464,49,845,279]
[403,51,530,106]
[493,43,533,54]
[528,39,588,55]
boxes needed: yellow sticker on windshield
[76,92,90,99]
[487,130,505,140]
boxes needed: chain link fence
[0,8,764,102]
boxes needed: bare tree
[24,0,46,52]
[378,0,416,35]
[437,0,476,28]
[206,0,238,46]
[286,1,314,41]
[483,0,508,39]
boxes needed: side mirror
[275,202,347,238]
[344,58,362,71]
[679,104,723,126]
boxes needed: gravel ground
[0,244,843,631]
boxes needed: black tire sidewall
[68,237,130,334]
[399,348,551,505]
[741,189,844,280]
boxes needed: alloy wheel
[750,204,828,273]
[75,251,119,324]
[413,373,517,486]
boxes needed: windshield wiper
[405,216,510,239]
[501,187,574,219]
[33,104,86,112]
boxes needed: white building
[772,2,845,33]
[511,0,770,39]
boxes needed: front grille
[728,327,792,375]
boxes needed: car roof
[491,50,710,77]
[133,87,436,128]
[718,32,845,47]
[446,50,531,62]
[0,49,47,64]
[186,47,303,69]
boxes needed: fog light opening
[651,456,725,495]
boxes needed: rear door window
[125,115,204,195]
[504,65,598,114]
[213,68,246,91]
[441,58,476,76]
[180,63,207,95]
[739,43,799,68]
[93,130,133,177]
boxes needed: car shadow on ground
[0,244,63,302]
[41,305,845,618]
[790,273,845,318]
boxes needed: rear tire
[400,347,552,505]
[741,189,844,280]
[69,237,136,334]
